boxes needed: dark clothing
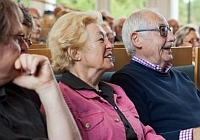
[61,71,137,140]
[110,60,200,140]
[0,83,48,140]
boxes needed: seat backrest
[173,65,194,81]
[100,72,115,82]
[29,43,48,49]
[171,46,200,89]
[114,42,125,48]
[55,72,115,83]
[110,48,130,71]
[27,48,52,62]
[171,46,192,66]
[194,47,200,89]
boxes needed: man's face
[0,13,28,85]
[135,13,176,67]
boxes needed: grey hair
[122,8,165,57]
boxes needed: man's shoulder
[113,61,142,76]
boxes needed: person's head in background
[18,4,34,47]
[55,9,70,20]
[54,4,64,17]
[114,17,126,42]
[29,8,42,42]
[101,21,115,44]
[0,0,28,85]
[167,18,179,35]
[47,11,114,74]
[174,25,200,61]
[29,7,41,18]
[100,9,114,30]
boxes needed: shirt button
[114,118,120,122]
[85,123,91,128]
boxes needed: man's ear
[130,32,142,48]
[67,47,81,61]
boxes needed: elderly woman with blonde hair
[47,10,164,140]
[174,25,200,62]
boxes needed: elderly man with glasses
[110,8,200,140]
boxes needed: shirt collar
[60,71,113,95]
[132,56,172,73]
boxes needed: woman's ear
[130,32,142,48]
[67,47,81,61]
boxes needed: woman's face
[182,30,200,47]
[79,23,114,72]
[181,30,200,61]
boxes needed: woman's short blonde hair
[47,11,103,74]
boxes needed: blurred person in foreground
[174,25,200,63]
[0,0,81,139]
[110,8,200,140]
[46,10,164,140]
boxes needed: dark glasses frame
[9,34,32,46]
[134,25,172,37]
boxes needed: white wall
[146,0,179,20]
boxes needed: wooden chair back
[194,47,200,89]
[29,43,48,49]
[110,48,130,71]
[40,28,51,40]
[27,48,51,62]
[114,42,125,48]
[171,46,192,66]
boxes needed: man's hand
[12,54,55,93]
[193,127,200,140]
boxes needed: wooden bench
[171,46,192,66]
[25,46,200,89]
[110,48,130,71]
[194,47,200,89]
[29,43,48,49]
[114,42,125,48]
[27,48,52,62]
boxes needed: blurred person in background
[101,21,115,44]
[100,9,114,30]
[114,17,126,42]
[29,7,42,43]
[167,18,179,35]
[174,25,200,63]
[18,3,34,47]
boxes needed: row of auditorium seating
[26,43,200,89]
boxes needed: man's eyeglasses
[135,26,172,37]
[9,34,32,46]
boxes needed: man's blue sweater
[110,60,200,140]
